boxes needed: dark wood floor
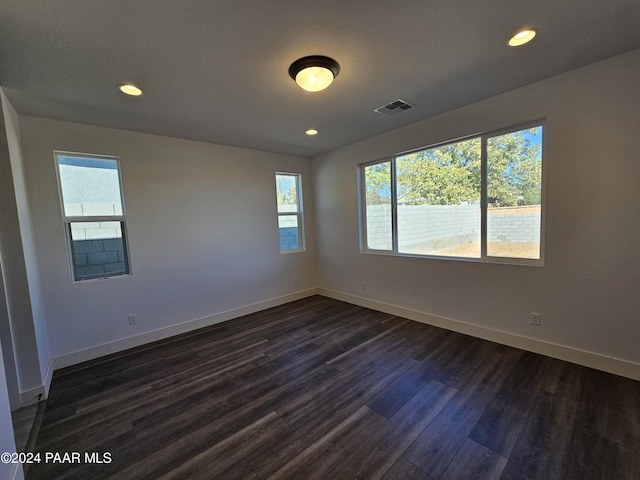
[12,402,40,454]
[28,296,640,480]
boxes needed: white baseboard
[17,356,55,406]
[54,288,319,370]
[318,288,640,381]
[20,385,45,407]
[43,357,54,397]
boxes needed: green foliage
[276,175,298,206]
[487,128,542,207]
[397,138,481,205]
[364,162,391,205]
[365,128,542,207]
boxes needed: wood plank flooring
[27,296,640,480]
[12,402,40,454]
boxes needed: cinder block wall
[366,204,541,251]
[72,238,126,278]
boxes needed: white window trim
[359,120,546,266]
[276,172,305,254]
[54,151,132,282]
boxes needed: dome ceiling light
[289,56,340,92]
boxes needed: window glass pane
[364,161,392,250]
[487,126,542,259]
[396,138,481,257]
[275,172,304,252]
[69,221,128,280]
[276,174,299,213]
[58,156,123,216]
[278,215,300,251]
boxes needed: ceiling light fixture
[305,129,318,136]
[508,28,537,47]
[289,56,340,92]
[118,83,143,96]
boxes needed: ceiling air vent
[374,98,415,116]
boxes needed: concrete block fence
[278,214,300,250]
[366,204,540,251]
[488,210,541,243]
[279,227,300,250]
[73,238,126,278]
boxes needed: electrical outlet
[361,281,367,291]
[530,312,541,326]
[294,278,299,286]
[128,314,137,325]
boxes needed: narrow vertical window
[55,152,130,281]
[486,126,543,259]
[276,173,304,252]
[363,161,392,251]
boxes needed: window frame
[54,151,132,282]
[275,172,305,254]
[359,120,545,266]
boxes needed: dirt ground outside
[488,205,541,216]
[437,241,540,259]
[405,241,540,259]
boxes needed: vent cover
[374,98,415,116]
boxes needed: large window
[275,172,304,253]
[55,152,131,281]
[360,122,544,264]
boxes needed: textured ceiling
[1,0,640,157]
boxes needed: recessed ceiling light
[305,129,318,136]
[508,28,537,47]
[118,84,143,96]
[289,56,340,93]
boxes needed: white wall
[0,341,23,480]
[1,90,52,406]
[19,117,316,365]
[313,48,640,377]
[0,92,24,470]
